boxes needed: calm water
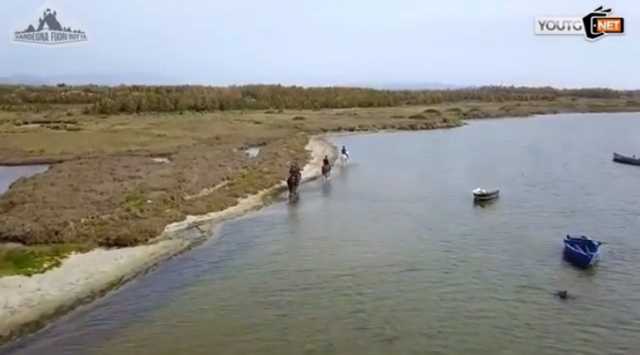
[0,165,48,195]
[4,113,640,355]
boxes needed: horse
[339,153,349,165]
[287,172,301,202]
[321,163,331,179]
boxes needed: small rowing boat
[613,152,640,166]
[472,188,499,201]
[563,235,602,268]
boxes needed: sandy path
[0,136,336,344]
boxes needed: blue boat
[563,235,602,268]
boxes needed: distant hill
[0,76,463,90]
[346,82,462,91]
[0,73,178,86]
[0,75,47,86]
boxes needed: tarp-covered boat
[563,235,602,268]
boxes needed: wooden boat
[613,152,640,166]
[563,235,602,268]
[472,188,499,201]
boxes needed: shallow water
[0,165,48,195]
[4,113,640,355]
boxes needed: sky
[1,0,638,88]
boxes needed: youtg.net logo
[13,8,87,45]
[536,6,624,41]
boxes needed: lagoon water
[0,165,48,195]
[3,113,640,355]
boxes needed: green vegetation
[123,190,148,218]
[0,244,90,276]
[0,84,637,114]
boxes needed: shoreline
[1,109,638,345]
[0,136,337,345]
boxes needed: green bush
[0,84,634,115]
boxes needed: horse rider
[323,155,330,167]
[289,162,302,181]
[341,145,349,159]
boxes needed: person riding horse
[287,162,302,201]
[289,162,301,178]
[321,155,331,178]
[340,145,350,164]
[341,146,349,159]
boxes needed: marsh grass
[408,113,427,119]
[0,244,91,276]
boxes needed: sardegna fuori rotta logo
[13,8,87,45]
[535,6,624,41]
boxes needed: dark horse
[321,164,331,179]
[321,155,332,179]
[287,172,301,202]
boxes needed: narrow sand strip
[0,136,337,344]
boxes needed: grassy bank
[0,244,91,277]
[1,96,639,276]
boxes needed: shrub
[423,108,441,115]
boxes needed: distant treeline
[0,85,636,114]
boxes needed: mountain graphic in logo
[14,8,87,45]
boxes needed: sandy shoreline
[0,136,337,345]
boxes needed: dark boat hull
[613,153,640,166]
[473,190,499,201]
[563,236,601,268]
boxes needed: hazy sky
[2,0,638,88]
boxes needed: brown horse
[287,172,301,202]
[321,163,331,179]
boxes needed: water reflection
[321,180,332,197]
